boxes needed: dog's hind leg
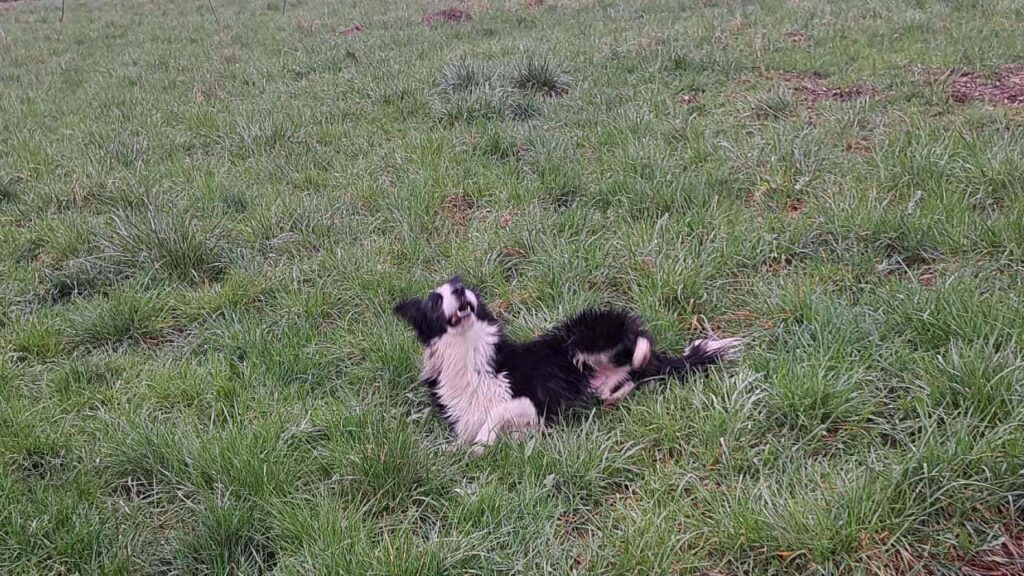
[471,397,539,455]
[632,336,652,369]
[593,335,649,406]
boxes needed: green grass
[2,0,1024,573]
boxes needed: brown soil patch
[950,65,1024,107]
[778,72,875,103]
[765,253,794,274]
[785,198,806,215]
[488,298,510,317]
[858,533,925,574]
[524,0,546,8]
[858,514,1024,574]
[711,309,777,334]
[193,79,226,103]
[843,138,872,157]
[783,30,810,45]
[440,194,476,225]
[422,8,472,24]
[639,33,664,49]
[337,24,365,36]
[728,310,756,321]
[917,267,936,287]
[499,247,526,261]
[958,529,1024,576]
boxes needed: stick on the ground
[60,0,65,22]
[282,0,287,14]
[206,0,220,26]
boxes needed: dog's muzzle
[448,289,475,327]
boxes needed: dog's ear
[393,298,424,327]
[394,297,445,344]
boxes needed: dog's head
[393,276,492,344]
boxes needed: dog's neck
[421,319,510,442]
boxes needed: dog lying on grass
[394,276,741,454]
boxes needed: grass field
[3,0,1024,573]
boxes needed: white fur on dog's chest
[421,320,511,442]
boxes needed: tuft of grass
[431,85,541,124]
[106,198,227,285]
[182,497,278,575]
[0,177,20,204]
[64,291,169,349]
[47,356,123,411]
[749,85,799,120]
[510,56,572,98]
[437,60,496,95]
[326,414,457,516]
[9,320,66,361]
[44,258,123,303]
[927,341,1023,425]
[432,59,560,123]
[108,134,148,170]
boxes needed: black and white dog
[394,276,741,453]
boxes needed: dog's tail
[634,337,743,382]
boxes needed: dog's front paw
[470,426,497,456]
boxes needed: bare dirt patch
[422,8,472,25]
[337,24,365,36]
[843,138,872,157]
[778,72,875,104]
[639,32,664,49]
[440,194,476,225]
[859,522,1024,574]
[958,528,1024,576]
[711,309,777,332]
[950,65,1024,107]
[917,268,936,287]
[783,30,810,45]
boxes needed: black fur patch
[393,294,447,344]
